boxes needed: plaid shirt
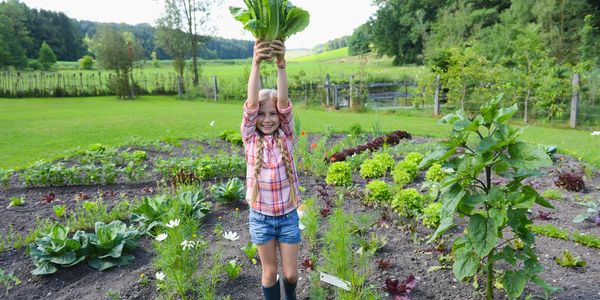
[241,101,300,216]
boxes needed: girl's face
[257,99,279,135]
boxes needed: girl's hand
[270,40,286,65]
[253,39,272,65]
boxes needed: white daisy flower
[222,231,239,241]
[155,233,168,241]
[165,219,180,228]
[180,240,195,250]
[156,272,165,281]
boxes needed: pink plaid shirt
[241,101,300,216]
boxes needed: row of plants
[529,223,600,249]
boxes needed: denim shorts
[249,209,302,245]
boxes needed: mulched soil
[0,136,599,300]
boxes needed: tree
[155,5,190,97]
[348,23,371,56]
[160,0,217,87]
[0,0,31,68]
[91,26,143,99]
[78,55,95,70]
[38,41,57,70]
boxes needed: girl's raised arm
[247,40,271,110]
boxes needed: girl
[240,39,300,300]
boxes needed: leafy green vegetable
[210,177,246,203]
[325,162,352,186]
[87,221,142,271]
[28,223,87,275]
[554,250,587,267]
[230,0,310,41]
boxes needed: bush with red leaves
[327,130,411,162]
[555,172,585,192]
[384,274,417,300]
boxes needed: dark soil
[0,137,599,300]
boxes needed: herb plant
[230,0,310,41]
[421,95,556,300]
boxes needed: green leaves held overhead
[230,0,310,41]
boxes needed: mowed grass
[2,96,600,169]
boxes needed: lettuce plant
[325,162,352,186]
[224,260,242,280]
[28,223,87,275]
[391,188,425,218]
[364,180,392,205]
[177,191,212,221]
[359,159,386,179]
[241,241,258,265]
[554,250,586,267]
[421,202,442,229]
[425,163,445,182]
[420,95,556,300]
[372,152,395,171]
[130,195,169,235]
[87,221,142,271]
[230,0,310,41]
[211,177,246,203]
[219,130,243,146]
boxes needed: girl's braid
[251,134,265,205]
[275,131,298,207]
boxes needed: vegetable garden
[1,99,599,299]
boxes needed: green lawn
[1,96,599,169]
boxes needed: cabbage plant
[229,0,310,41]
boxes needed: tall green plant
[421,95,556,300]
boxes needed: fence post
[325,74,330,107]
[570,73,580,129]
[349,75,354,109]
[213,76,218,101]
[434,74,441,116]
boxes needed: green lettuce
[230,0,310,41]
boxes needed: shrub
[422,202,442,228]
[425,163,445,182]
[364,180,392,204]
[359,159,386,179]
[325,162,352,186]
[373,152,395,171]
[79,55,95,70]
[391,188,425,218]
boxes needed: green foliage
[349,23,371,56]
[210,177,246,203]
[348,123,363,136]
[300,197,319,250]
[53,204,67,218]
[219,129,243,146]
[0,268,21,297]
[357,232,387,255]
[37,42,57,70]
[0,168,12,189]
[425,163,445,182]
[86,220,142,271]
[392,160,419,186]
[241,241,258,265]
[528,224,569,240]
[8,197,24,207]
[372,152,395,171]
[392,188,425,218]
[230,0,310,41]
[541,188,563,200]
[28,223,87,275]
[404,152,423,166]
[224,260,242,280]
[554,250,586,268]
[571,232,600,249]
[422,202,442,229]
[78,55,95,70]
[359,159,386,179]
[572,200,599,223]
[364,180,392,205]
[422,95,554,300]
[325,162,352,186]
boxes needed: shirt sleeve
[241,101,259,142]
[277,100,294,139]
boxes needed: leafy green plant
[392,160,419,186]
[211,178,246,203]
[364,180,392,205]
[372,152,395,171]
[391,188,425,218]
[425,163,445,182]
[572,200,600,225]
[7,197,24,208]
[241,241,258,265]
[177,191,212,221]
[357,232,387,255]
[348,123,363,136]
[541,188,563,200]
[570,232,600,248]
[87,220,142,271]
[421,95,556,300]
[422,202,442,229]
[554,250,586,267]
[325,162,352,186]
[229,0,310,41]
[219,130,243,146]
[224,260,242,280]
[528,224,569,240]
[28,223,87,275]
[300,197,319,250]
[359,159,386,179]
[53,204,67,218]
[0,268,20,297]
[130,195,169,235]
[0,168,12,189]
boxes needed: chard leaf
[281,7,310,39]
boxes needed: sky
[20,0,378,49]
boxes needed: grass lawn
[1,96,599,169]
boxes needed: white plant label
[320,272,351,291]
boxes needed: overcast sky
[20,0,378,49]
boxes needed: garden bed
[0,136,599,300]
